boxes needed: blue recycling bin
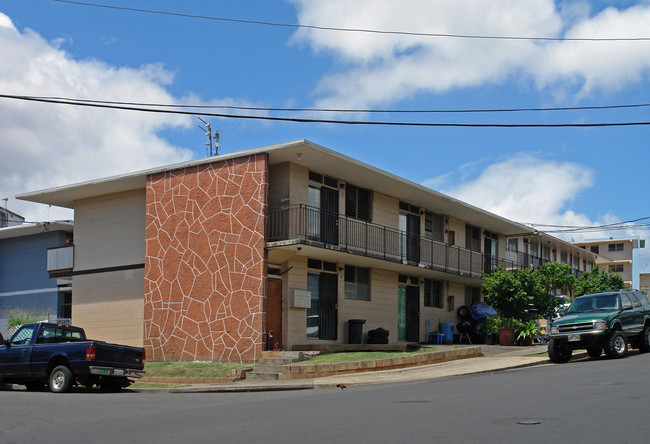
[440,322,454,344]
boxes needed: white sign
[292,289,311,308]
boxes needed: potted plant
[496,317,519,346]
[480,315,501,345]
[515,320,541,346]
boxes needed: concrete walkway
[148,345,569,393]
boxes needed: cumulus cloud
[0,13,194,221]
[290,0,650,107]
[426,153,648,243]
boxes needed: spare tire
[457,305,471,320]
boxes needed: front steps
[247,351,316,381]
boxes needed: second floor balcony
[266,205,560,279]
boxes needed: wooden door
[266,279,282,350]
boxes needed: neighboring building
[573,237,646,289]
[0,205,25,228]
[641,273,650,295]
[0,221,74,335]
[17,140,597,362]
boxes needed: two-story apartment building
[17,140,596,362]
[573,237,646,289]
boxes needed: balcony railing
[266,205,544,279]
[47,243,74,278]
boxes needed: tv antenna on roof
[197,117,220,157]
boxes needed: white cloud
[433,153,594,224]
[0,12,194,221]
[290,0,650,107]
[427,153,649,243]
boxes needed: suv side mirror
[3,339,10,347]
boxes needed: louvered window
[345,184,372,222]
[344,265,371,301]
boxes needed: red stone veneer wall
[144,154,268,362]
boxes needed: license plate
[568,334,580,342]
[114,369,125,376]
[96,369,110,375]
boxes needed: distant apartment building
[0,205,25,228]
[17,140,597,362]
[573,237,646,289]
[0,221,74,334]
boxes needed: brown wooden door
[266,279,282,350]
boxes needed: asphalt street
[2,351,649,443]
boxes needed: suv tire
[586,347,602,358]
[603,331,627,359]
[639,325,650,353]
[548,338,572,363]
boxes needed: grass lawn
[143,361,252,379]
[295,348,438,365]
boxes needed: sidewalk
[149,345,565,393]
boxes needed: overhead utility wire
[29,95,650,115]
[54,0,650,42]
[529,216,650,230]
[4,94,650,128]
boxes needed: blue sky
[1,1,649,260]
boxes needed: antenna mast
[197,117,220,157]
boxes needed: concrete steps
[247,351,317,381]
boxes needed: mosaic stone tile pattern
[144,154,268,362]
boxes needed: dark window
[608,243,624,252]
[424,279,443,308]
[609,264,624,273]
[425,212,444,242]
[590,246,599,254]
[344,266,370,301]
[465,225,481,252]
[345,184,372,222]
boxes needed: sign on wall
[291,289,311,308]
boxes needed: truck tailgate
[94,342,144,369]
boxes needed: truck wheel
[603,331,627,359]
[586,347,602,358]
[49,365,73,393]
[548,338,572,363]
[639,325,650,353]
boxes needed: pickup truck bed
[0,322,145,392]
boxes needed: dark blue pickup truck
[0,322,145,392]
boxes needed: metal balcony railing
[266,205,555,279]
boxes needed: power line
[5,94,650,128]
[54,0,650,42]
[530,217,650,234]
[27,95,650,115]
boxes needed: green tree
[574,268,626,296]
[482,266,531,320]
[539,261,576,296]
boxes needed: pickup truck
[0,322,145,392]
[548,290,650,363]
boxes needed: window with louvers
[344,265,370,301]
[345,184,372,222]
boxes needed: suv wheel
[604,331,627,359]
[639,325,650,353]
[586,347,602,358]
[548,338,572,363]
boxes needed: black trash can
[348,319,366,344]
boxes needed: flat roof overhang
[17,139,533,237]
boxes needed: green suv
[548,290,650,363]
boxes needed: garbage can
[348,319,366,344]
[440,322,454,344]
